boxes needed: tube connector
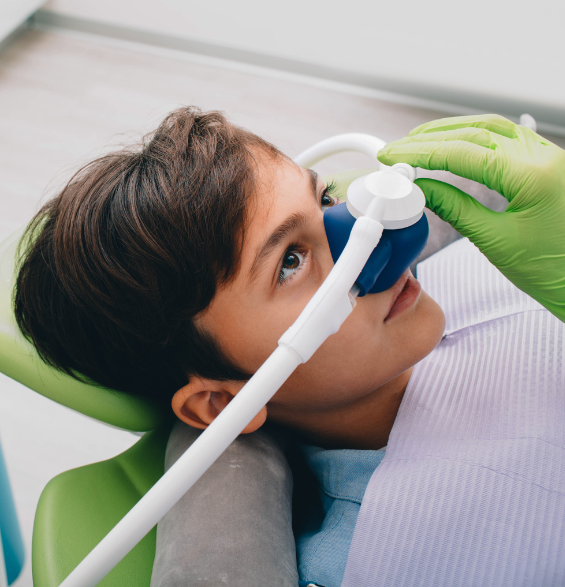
[364,196,386,223]
[391,163,417,182]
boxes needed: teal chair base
[0,439,25,585]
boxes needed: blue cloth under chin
[297,445,387,587]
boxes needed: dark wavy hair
[14,107,281,406]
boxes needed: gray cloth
[150,171,506,587]
[150,421,298,587]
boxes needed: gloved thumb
[415,178,499,247]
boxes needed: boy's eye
[279,250,304,284]
[321,192,335,209]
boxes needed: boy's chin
[418,290,446,350]
[400,289,446,366]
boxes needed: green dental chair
[0,225,170,587]
[0,170,363,587]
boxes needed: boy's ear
[171,377,267,433]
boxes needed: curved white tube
[293,133,387,168]
[519,113,537,132]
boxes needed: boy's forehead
[255,152,305,189]
[254,154,319,205]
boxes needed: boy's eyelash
[324,179,338,196]
[323,180,340,203]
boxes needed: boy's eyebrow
[248,169,320,283]
[307,168,319,196]
[249,211,309,282]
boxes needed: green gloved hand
[378,113,565,322]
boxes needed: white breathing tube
[59,134,419,587]
[293,132,386,167]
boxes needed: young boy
[15,107,565,587]
[15,106,445,449]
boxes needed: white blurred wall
[0,0,43,41]
[39,0,565,131]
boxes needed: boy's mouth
[384,270,421,322]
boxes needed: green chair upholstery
[0,169,373,587]
[32,424,171,587]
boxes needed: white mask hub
[347,170,426,229]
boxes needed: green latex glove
[378,114,565,322]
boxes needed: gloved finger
[382,127,505,152]
[517,123,553,147]
[409,114,517,140]
[416,178,500,246]
[378,140,504,194]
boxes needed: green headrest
[0,228,166,432]
[0,169,374,432]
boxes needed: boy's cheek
[271,291,447,415]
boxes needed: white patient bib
[342,239,565,587]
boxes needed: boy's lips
[384,270,421,322]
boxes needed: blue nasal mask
[324,167,429,295]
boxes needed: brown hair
[15,107,281,406]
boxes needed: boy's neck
[270,367,413,451]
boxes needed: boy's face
[196,153,445,431]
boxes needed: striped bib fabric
[342,238,565,587]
